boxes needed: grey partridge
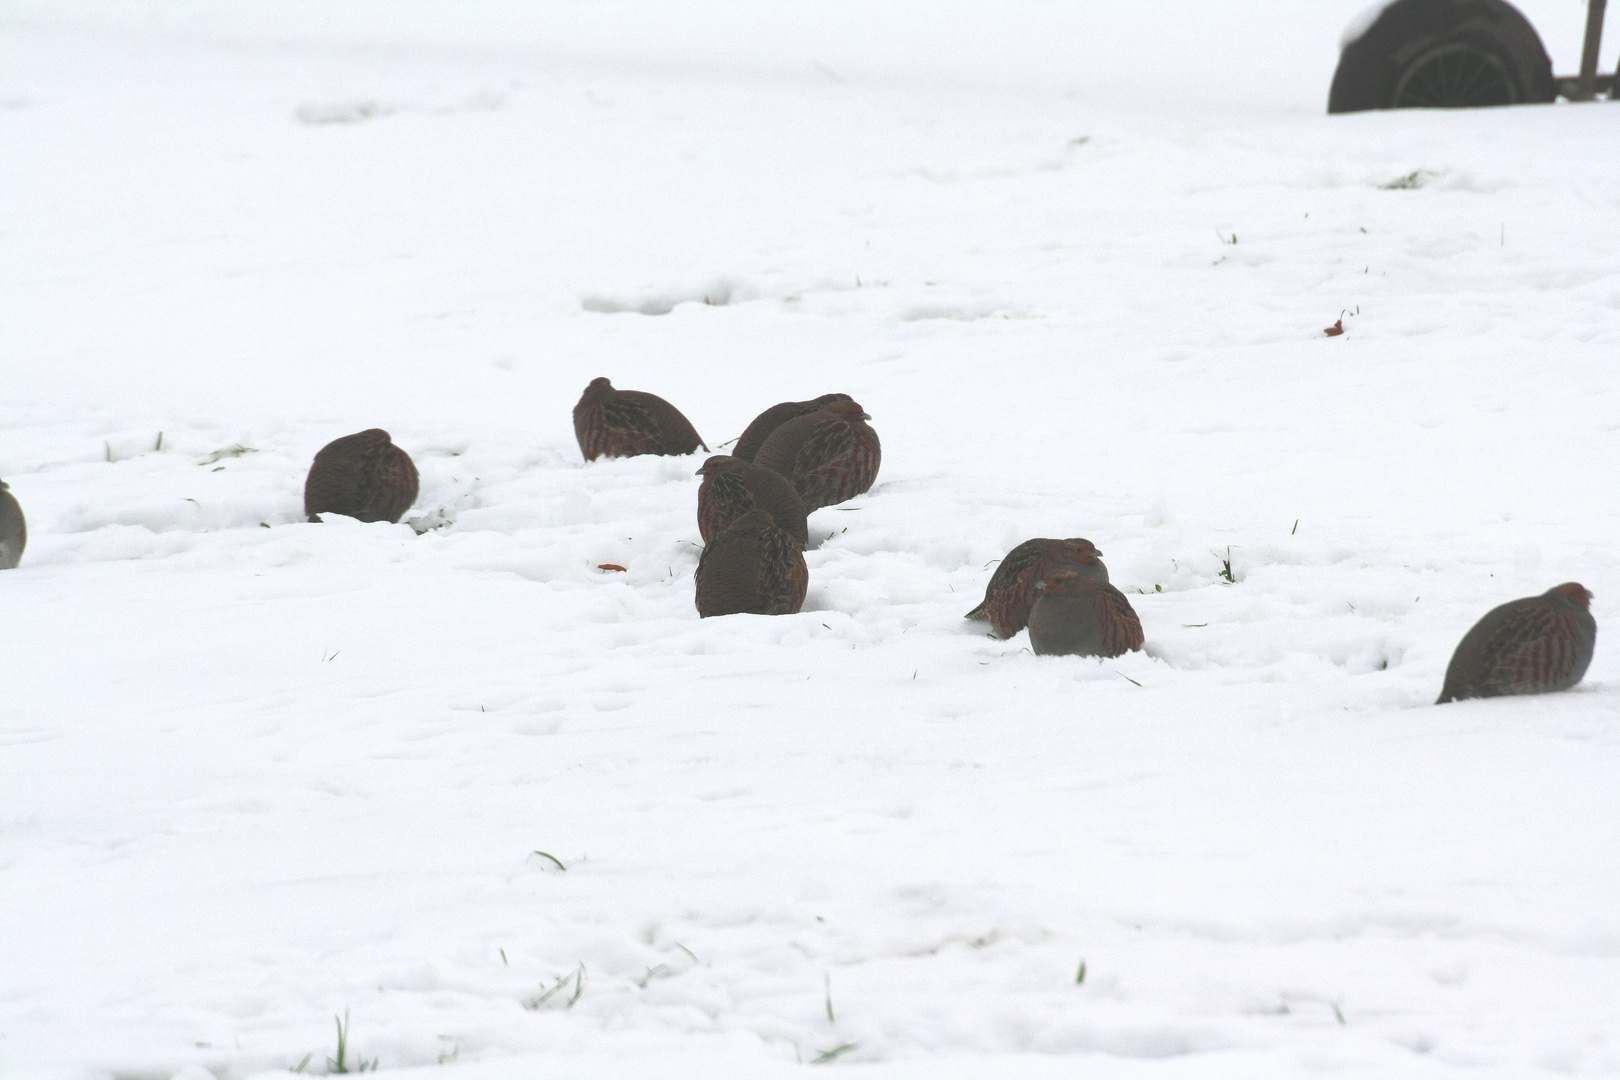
[695,455,809,549]
[303,429,420,524]
[1027,569,1145,658]
[733,394,854,462]
[573,377,707,461]
[694,509,808,618]
[965,538,1109,639]
[751,398,880,513]
[0,478,25,569]
[1436,583,1596,703]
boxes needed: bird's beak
[860,412,872,421]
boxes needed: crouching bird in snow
[966,538,1109,639]
[695,509,808,618]
[0,478,25,569]
[1436,583,1596,703]
[303,429,419,524]
[695,455,809,549]
[1027,569,1144,658]
[752,398,880,513]
[732,393,855,463]
[573,377,706,461]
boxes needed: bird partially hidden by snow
[732,393,855,463]
[1436,583,1596,704]
[695,455,809,549]
[573,377,707,461]
[303,429,420,524]
[694,509,808,618]
[965,537,1109,639]
[0,478,26,569]
[751,398,880,513]
[1027,569,1145,658]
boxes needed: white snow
[1,3,1617,1079]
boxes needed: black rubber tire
[1328,0,1554,113]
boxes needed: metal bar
[1559,73,1615,98]
[1574,0,1608,101]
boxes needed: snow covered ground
[1,2,1617,1077]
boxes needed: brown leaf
[597,563,628,572]
[1324,319,1345,337]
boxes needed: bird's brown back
[965,537,1109,638]
[696,456,809,548]
[304,429,419,524]
[752,400,879,513]
[1437,584,1596,702]
[695,509,809,617]
[733,394,854,463]
[573,378,706,460]
[1027,571,1143,657]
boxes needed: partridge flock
[568,380,879,618]
[0,377,1600,706]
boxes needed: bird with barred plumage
[695,456,809,549]
[694,509,809,618]
[1436,583,1596,703]
[732,393,854,463]
[303,429,419,524]
[573,377,706,461]
[1027,569,1145,658]
[965,537,1109,639]
[751,398,879,513]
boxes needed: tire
[1328,0,1554,113]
